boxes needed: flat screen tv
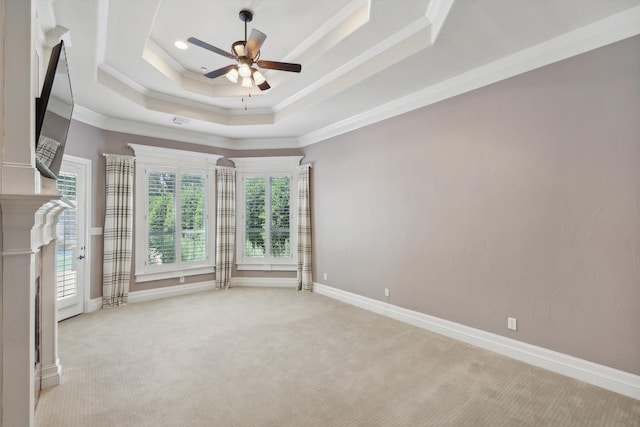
[35,41,74,180]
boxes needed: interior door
[57,156,89,320]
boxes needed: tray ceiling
[43,0,640,149]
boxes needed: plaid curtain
[216,167,236,290]
[102,154,135,308]
[297,164,313,291]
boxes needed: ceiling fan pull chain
[241,90,252,111]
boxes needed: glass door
[57,158,88,320]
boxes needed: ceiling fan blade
[204,64,237,79]
[257,80,271,91]
[256,60,301,73]
[187,37,236,60]
[245,29,267,59]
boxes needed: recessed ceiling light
[200,67,208,73]
[174,41,188,50]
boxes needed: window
[130,144,222,282]
[244,175,291,258]
[231,156,302,271]
[146,170,207,266]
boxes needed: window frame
[130,144,222,282]
[231,156,303,271]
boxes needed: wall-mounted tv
[35,41,74,180]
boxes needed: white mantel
[0,195,69,427]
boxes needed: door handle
[77,255,85,260]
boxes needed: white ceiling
[42,0,640,150]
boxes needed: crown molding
[71,5,640,151]
[282,0,370,65]
[129,143,223,168]
[298,5,640,146]
[229,156,304,172]
[72,105,301,151]
[425,0,455,44]
[274,15,432,115]
[72,105,234,148]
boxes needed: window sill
[236,263,296,272]
[135,266,215,283]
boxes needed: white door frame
[60,154,92,317]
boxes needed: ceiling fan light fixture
[232,41,246,57]
[238,62,252,78]
[252,70,266,85]
[187,9,301,98]
[226,67,239,83]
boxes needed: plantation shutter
[245,177,266,257]
[270,176,290,257]
[180,172,207,262]
[147,170,176,265]
[56,172,78,298]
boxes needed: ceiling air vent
[171,116,190,126]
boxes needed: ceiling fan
[188,9,302,91]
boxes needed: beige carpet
[35,287,640,427]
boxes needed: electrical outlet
[507,317,517,331]
[179,276,185,284]
[384,288,390,297]
[323,273,327,281]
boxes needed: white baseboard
[40,360,62,389]
[85,277,295,312]
[128,280,215,304]
[313,282,640,401]
[85,297,102,313]
[231,276,298,288]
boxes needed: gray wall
[65,122,301,299]
[302,35,640,375]
[65,34,639,375]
